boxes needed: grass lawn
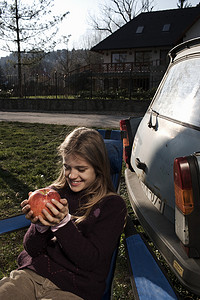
[0,121,199,299]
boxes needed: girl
[0,127,127,300]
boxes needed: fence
[0,63,166,99]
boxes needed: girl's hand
[21,198,39,224]
[21,195,69,226]
[37,198,69,227]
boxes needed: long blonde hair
[53,127,116,223]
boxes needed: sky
[54,0,200,50]
[0,0,200,57]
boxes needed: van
[120,37,200,295]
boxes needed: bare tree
[0,0,69,96]
[177,0,191,8]
[88,0,155,36]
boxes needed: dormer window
[162,24,171,32]
[136,26,144,34]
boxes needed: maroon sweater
[17,187,127,300]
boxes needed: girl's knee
[0,270,35,300]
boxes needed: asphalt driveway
[0,111,141,128]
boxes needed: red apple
[28,188,61,218]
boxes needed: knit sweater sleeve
[23,223,53,257]
[52,195,127,271]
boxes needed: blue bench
[0,214,31,235]
[124,216,179,300]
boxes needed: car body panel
[131,113,200,223]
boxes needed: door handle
[148,112,158,130]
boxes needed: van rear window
[152,57,200,127]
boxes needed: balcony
[69,60,168,76]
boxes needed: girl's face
[63,154,96,193]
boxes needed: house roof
[91,6,200,52]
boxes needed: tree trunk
[15,0,22,97]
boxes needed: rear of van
[123,38,200,295]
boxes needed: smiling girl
[0,127,127,300]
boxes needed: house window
[162,24,171,32]
[112,52,127,63]
[135,51,151,65]
[136,26,144,34]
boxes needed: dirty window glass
[152,57,200,127]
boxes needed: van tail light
[173,157,194,215]
[120,119,131,168]
[174,155,200,258]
